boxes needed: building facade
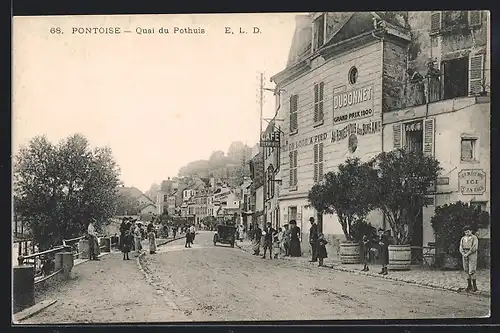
[263,120,282,229]
[249,151,265,228]
[381,10,490,264]
[271,11,490,261]
[271,12,401,255]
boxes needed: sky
[13,13,298,192]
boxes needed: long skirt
[134,237,142,252]
[290,238,301,257]
[253,239,261,252]
[149,238,157,253]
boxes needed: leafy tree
[369,149,442,245]
[13,134,121,250]
[115,193,141,215]
[431,201,490,261]
[308,157,377,242]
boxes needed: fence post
[55,252,74,279]
[13,265,35,313]
[78,239,90,259]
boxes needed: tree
[370,149,442,245]
[115,193,141,215]
[307,157,378,242]
[431,201,490,264]
[13,134,121,250]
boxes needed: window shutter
[313,144,318,183]
[314,84,319,123]
[430,12,441,33]
[468,11,482,27]
[460,139,473,160]
[319,142,324,162]
[319,82,324,120]
[293,150,298,186]
[289,151,294,186]
[423,118,435,157]
[469,54,484,95]
[393,123,402,150]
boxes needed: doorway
[411,207,424,264]
[442,57,469,100]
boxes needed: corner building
[270,12,410,257]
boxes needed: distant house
[139,203,157,215]
[117,186,157,214]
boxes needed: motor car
[213,224,236,247]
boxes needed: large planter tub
[340,241,361,264]
[388,244,411,270]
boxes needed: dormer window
[313,13,326,52]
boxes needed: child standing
[459,225,479,292]
[362,235,371,271]
[317,233,328,267]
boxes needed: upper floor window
[393,119,435,157]
[313,14,326,52]
[313,143,324,183]
[461,137,477,162]
[289,150,298,188]
[289,95,298,133]
[431,11,483,33]
[313,82,324,123]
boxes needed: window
[442,57,468,99]
[313,143,324,183]
[348,66,358,85]
[289,150,298,188]
[404,121,423,153]
[314,82,324,123]
[313,14,325,51]
[461,137,477,161]
[468,11,482,27]
[442,11,468,29]
[288,206,298,221]
[289,95,298,133]
[393,119,435,156]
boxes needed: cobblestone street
[21,231,489,323]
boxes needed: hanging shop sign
[333,85,374,124]
[458,169,486,195]
[331,120,382,143]
[260,131,281,147]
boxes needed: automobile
[213,224,236,248]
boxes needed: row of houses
[246,11,490,260]
[155,176,246,227]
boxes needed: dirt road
[140,231,490,321]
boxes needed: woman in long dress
[147,224,157,254]
[134,223,143,256]
[289,220,302,257]
[120,218,131,260]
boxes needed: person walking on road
[87,219,100,261]
[459,225,479,292]
[361,234,371,271]
[252,224,262,255]
[120,218,131,260]
[172,226,177,239]
[134,222,143,256]
[309,217,319,262]
[273,228,281,259]
[317,233,328,267]
[147,224,157,254]
[378,229,390,275]
[190,225,196,244]
[185,226,193,248]
[283,224,291,256]
[238,224,245,242]
[261,222,275,259]
[289,220,302,257]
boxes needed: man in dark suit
[309,217,319,262]
[261,222,276,259]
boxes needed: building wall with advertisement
[271,23,392,257]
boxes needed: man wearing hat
[459,225,479,292]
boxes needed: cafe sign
[333,85,374,124]
[260,131,280,147]
[458,169,486,195]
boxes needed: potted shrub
[308,158,377,264]
[431,201,490,270]
[370,149,441,270]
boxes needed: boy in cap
[459,225,479,292]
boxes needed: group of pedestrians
[118,217,158,260]
[184,224,196,248]
[251,219,303,260]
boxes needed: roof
[139,203,156,211]
[118,186,155,204]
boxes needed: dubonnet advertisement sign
[333,85,374,125]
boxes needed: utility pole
[259,72,266,229]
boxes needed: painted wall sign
[331,120,382,143]
[458,169,486,195]
[282,132,329,152]
[333,85,374,124]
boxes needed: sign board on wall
[458,169,486,195]
[333,85,374,124]
[260,131,280,147]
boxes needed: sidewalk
[18,235,188,324]
[236,239,490,297]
